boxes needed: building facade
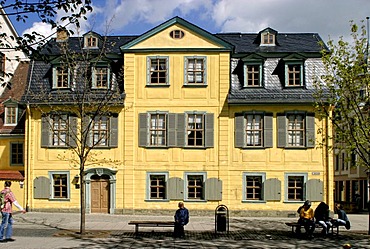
[23,17,334,216]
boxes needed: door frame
[85,168,117,214]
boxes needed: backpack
[0,190,10,209]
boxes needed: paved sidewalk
[1,212,369,248]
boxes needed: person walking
[0,181,26,243]
[174,202,189,238]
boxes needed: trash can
[215,204,229,233]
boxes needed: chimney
[56,27,69,42]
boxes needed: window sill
[184,199,207,203]
[146,84,170,88]
[283,200,305,204]
[49,198,70,202]
[145,199,170,202]
[184,146,208,150]
[242,200,266,203]
[283,147,308,150]
[183,84,207,88]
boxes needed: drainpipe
[25,103,31,212]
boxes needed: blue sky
[5,0,370,43]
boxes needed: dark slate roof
[216,33,327,55]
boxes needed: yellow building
[23,17,333,216]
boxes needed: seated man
[298,200,315,238]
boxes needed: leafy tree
[315,20,370,234]
[23,28,124,235]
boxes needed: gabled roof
[120,16,234,51]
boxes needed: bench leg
[135,225,139,235]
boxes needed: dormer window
[262,33,274,45]
[92,65,110,89]
[5,106,17,125]
[83,32,100,49]
[0,52,5,76]
[53,66,71,89]
[285,62,304,87]
[87,36,97,47]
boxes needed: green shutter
[264,113,273,148]
[146,57,151,85]
[165,57,169,85]
[168,177,184,200]
[41,116,50,147]
[176,113,186,147]
[168,113,177,147]
[184,58,188,85]
[235,114,244,148]
[205,178,222,201]
[264,178,281,201]
[82,116,92,147]
[139,113,148,147]
[205,113,214,148]
[110,115,118,148]
[306,179,323,201]
[203,57,207,85]
[277,113,286,148]
[69,116,77,147]
[306,112,315,148]
[33,176,50,199]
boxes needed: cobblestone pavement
[0,212,369,248]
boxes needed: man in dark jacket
[174,202,189,238]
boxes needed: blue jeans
[0,212,13,240]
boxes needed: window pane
[287,114,304,146]
[92,116,109,146]
[53,174,68,198]
[246,114,263,146]
[288,176,304,201]
[11,143,23,164]
[52,115,68,146]
[246,65,260,86]
[287,64,301,86]
[150,114,166,146]
[187,58,204,84]
[187,114,204,146]
[150,175,166,199]
[187,175,203,199]
[245,176,262,200]
[150,58,167,84]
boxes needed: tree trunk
[80,171,86,235]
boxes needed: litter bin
[215,204,229,233]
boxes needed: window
[170,30,184,39]
[0,52,4,76]
[244,64,262,87]
[49,171,69,199]
[52,114,69,146]
[92,116,109,146]
[185,173,205,200]
[285,63,303,87]
[184,56,207,85]
[277,112,315,148]
[243,173,265,201]
[92,66,110,89]
[147,172,168,200]
[235,112,273,148]
[147,56,169,85]
[187,113,204,147]
[341,152,346,170]
[5,106,17,125]
[10,142,23,165]
[335,154,339,171]
[285,174,307,201]
[287,114,304,147]
[262,33,274,45]
[139,112,214,148]
[53,66,70,89]
[150,113,167,146]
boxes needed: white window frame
[245,113,263,147]
[146,172,169,201]
[242,172,266,202]
[91,115,109,147]
[185,112,205,147]
[149,112,168,147]
[243,63,263,87]
[85,35,98,48]
[48,171,70,200]
[284,173,307,202]
[261,32,275,46]
[52,65,71,89]
[92,65,110,89]
[147,56,169,85]
[285,62,304,87]
[184,56,207,85]
[51,114,69,147]
[286,113,305,147]
[184,172,206,201]
[4,105,18,126]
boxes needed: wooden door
[91,178,110,213]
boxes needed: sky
[5,0,370,44]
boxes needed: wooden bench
[285,221,345,236]
[128,221,175,235]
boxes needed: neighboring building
[0,6,28,96]
[23,17,333,215]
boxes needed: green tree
[315,20,370,233]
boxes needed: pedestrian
[298,200,315,238]
[174,202,189,238]
[334,204,351,230]
[0,181,26,243]
[314,201,332,235]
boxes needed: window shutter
[33,176,50,199]
[306,112,315,148]
[165,58,169,85]
[203,57,207,85]
[82,116,92,147]
[205,178,222,201]
[306,179,323,201]
[168,177,184,200]
[110,115,118,148]
[277,113,286,148]
[264,113,273,148]
[138,113,148,147]
[17,107,24,123]
[146,57,151,85]
[205,113,214,148]
[69,116,77,147]
[184,58,188,85]
[176,113,186,147]
[41,116,50,147]
[235,114,244,148]
[168,113,177,147]
[264,178,281,201]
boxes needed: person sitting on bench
[298,200,315,238]
[314,202,332,235]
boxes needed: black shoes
[6,238,15,242]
